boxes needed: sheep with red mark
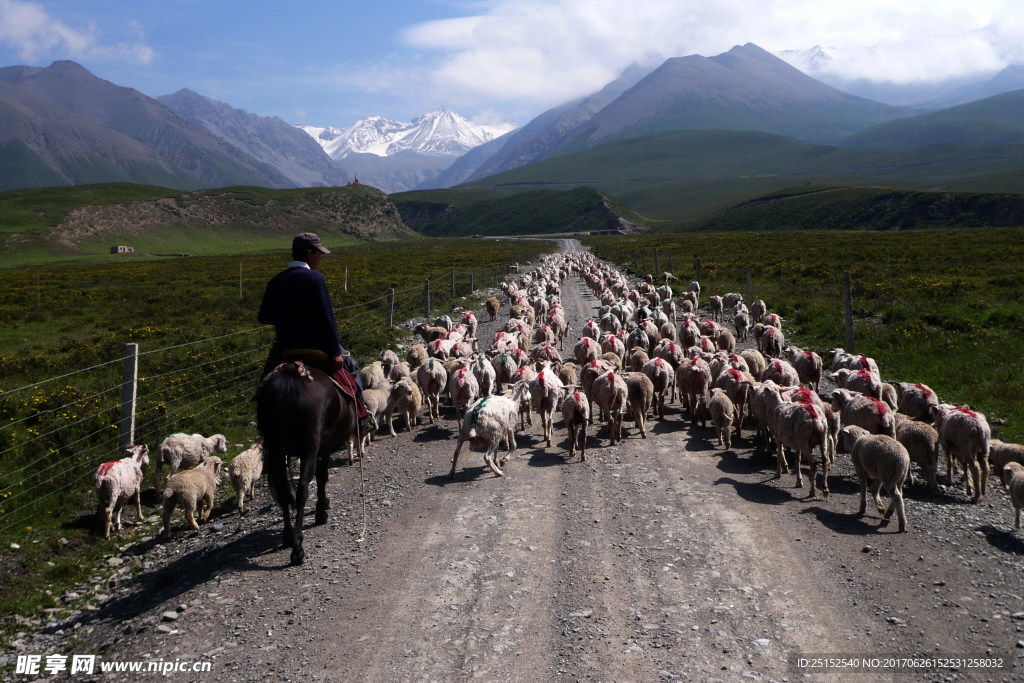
[601,333,627,359]
[760,325,785,359]
[490,352,518,395]
[708,388,735,449]
[764,313,783,330]
[783,345,822,392]
[842,425,910,531]
[417,358,448,424]
[831,389,897,439]
[677,356,712,428]
[760,358,800,388]
[530,366,566,448]
[574,336,601,365]
[562,389,590,461]
[930,404,991,503]
[95,444,150,538]
[765,385,830,497]
[449,394,520,478]
[1001,462,1024,529]
[894,414,940,494]
[532,323,555,346]
[449,364,481,422]
[829,348,880,377]
[591,370,627,445]
[623,372,654,439]
[642,357,674,418]
[750,299,767,324]
[893,382,940,422]
[698,319,721,341]
[832,368,883,400]
[713,368,754,437]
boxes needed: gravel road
[11,240,1024,682]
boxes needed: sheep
[741,349,766,380]
[624,372,654,439]
[841,426,910,532]
[990,439,1024,478]
[562,389,590,461]
[574,336,601,365]
[760,325,784,359]
[766,386,830,498]
[485,297,501,321]
[832,389,897,440]
[709,295,724,323]
[1001,462,1024,529]
[417,358,448,424]
[378,349,400,378]
[95,444,150,539]
[894,414,940,494]
[557,362,579,389]
[760,359,800,388]
[414,322,448,342]
[228,443,263,514]
[893,382,940,422]
[449,364,481,423]
[733,310,750,342]
[750,299,767,324]
[783,345,822,392]
[708,388,735,449]
[829,348,880,377]
[384,378,422,435]
[591,370,628,445]
[491,352,519,395]
[628,346,650,372]
[359,361,390,391]
[713,368,754,437]
[764,313,783,330]
[530,367,566,447]
[832,368,883,400]
[642,357,674,419]
[722,292,743,310]
[154,432,228,492]
[406,344,429,370]
[449,395,519,478]
[717,328,736,353]
[677,356,712,427]
[471,355,497,397]
[601,332,627,359]
[461,311,479,339]
[930,404,991,503]
[161,456,223,537]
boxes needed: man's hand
[332,354,345,371]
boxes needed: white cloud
[388,0,1022,109]
[0,0,154,64]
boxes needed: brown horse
[256,360,362,565]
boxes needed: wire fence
[0,266,519,537]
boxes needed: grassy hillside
[391,186,643,236]
[462,129,1024,221]
[0,183,416,267]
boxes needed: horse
[256,359,362,565]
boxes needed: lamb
[406,344,429,370]
[416,358,448,424]
[677,356,712,427]
[841,426,910,532]
[378,349,400,378]
[831,389,896,440]
[94,444,150,539]
[591,370,628,445]
[384,378,422,435]
[832,368,883,400]
[708,388,735,449]
[717,328,736,353]
[472,355,497,397]
[485,297,501,322]
[734,310,750,342]
[1001,462,1024,529]
[530,366,566,447]
[449,395,519,478]
[557,362,579,389]
[161,456,223,537]
[154,432,228,492]
[414,322,448,342]
[930,404,991,503]
[709,295,724,323]
[359,361,390,391]
[562,389,590,461]
[750,299,767,324]
[713,368,754,437]
[989,439,1024,477]
[893,382,940,422]
[628,346,650,372]
[642,357,674,419]
[360,386,393,445]
[783,345,822,392]
[461,311,479,339]
[228,443,263,514]
[624,372,654,439]
[894,414,940,494]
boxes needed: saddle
[280,349,357,399]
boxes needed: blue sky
[1,0,1021,128]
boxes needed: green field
[0,236,547,630]
[585,227,1024,447]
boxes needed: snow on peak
[776,45,841,77]
[297,108,517,159]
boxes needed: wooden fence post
[452,267,456,298]
[387,288,395,328]
[344,266,348,292]
[745,265,752,304]
[118,343,139,450]
[694,257,703,285]
[470,271,475,292]
[843,270,855,353]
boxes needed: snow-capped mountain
[300,107,517,160]
[776,45,840,79]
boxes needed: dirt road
[21,242,1024,681]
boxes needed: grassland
[0,237,547,630]
[585,227,1024,446]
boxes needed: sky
[0,0,1021,128]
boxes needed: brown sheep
[842,426,910,532]
[990,439,1024,478]
[161,457,223,537]
[562,389,590,461]
[485,297,500,322]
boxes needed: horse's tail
[256,365,301,509]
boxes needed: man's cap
[293,232,330,254]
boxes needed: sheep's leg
[968,460,982,503]
[979,458,989,497]
[883,484,908,532]
[567,424,576,459]
[186,507,200,531]
[806,450,818,499]
[820,444,830,498]
[102,505,113,539]
[449,436,466,478]
[134,489,143,522]
[580,422,587,461]
[793,449,805,491]
[485,439,504,477]
[870,479,885,514]
[774,439,787,477]
[238,487,246,514]
[500,428,517,466]
[857,473,869,515]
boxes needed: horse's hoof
[290,549,305,566]
[315,510,328,525]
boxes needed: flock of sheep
[92,249,1024,542]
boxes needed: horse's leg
[291,453,316,565]
[315,449,330,525]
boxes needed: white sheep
[529,366,565,448]
[767,387,830,497]
[378,349,400,378]
[417,358,448,424]
[154,432,228,492]
[832,368,883,400]
[642,357,674,419]
[161,456,223,537]
[562,389,590,461]
[384,378,422,435]
[624,372,654,439]
[708,387,735,449]
[930,404,991,503]
[228,443,262,514]
[783,345,822,392]
[842,426,910,532]
[893,382,940,422]
[94,444,150,539]
[760,358,800,388]
[1001,462,1024,529]
[894,415,940,494]
[829,348,880,377]
[713,368,754,437]
[449,363,481,423]
[750,299,767,324]
[359,361,390,391]
[591,370,627,445]
[831,389,896,440]
[449,395,520,478]
[677,356,712,428]
[989,439,1024,478]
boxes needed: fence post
[344,266,348,292]
[387,288,395,328]
[653,247,659,274]
[239,262,243,302]
[425,280,431,318]
[118,343,139,450]
[452,267,456,298]
[745,265,752,304]
[470,271,475,292]
[694,257,703,285]
[843,271,855,353]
